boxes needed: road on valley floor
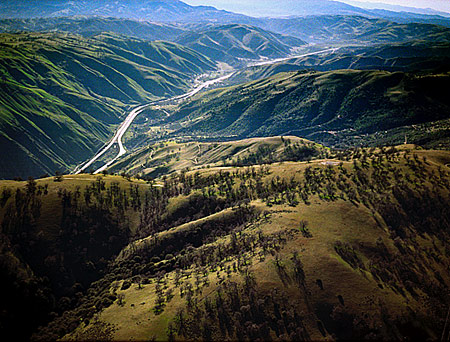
[73,72,235,174]
[73,47,338,175]
[248,48,338,67]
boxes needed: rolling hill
[0,16,186,41]
[226,41,450,86]
[157,69,450,148]
[0,32,215,179]
[175,24,306,66]
[258,15,450,44]
[1,144,449,340]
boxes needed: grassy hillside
[0,32,215,179]
[108,136,328,178]
[2,145,447,340]
[175,24,306,66]
[227,41,450,85]
[159,69,450,148]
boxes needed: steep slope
[161,69,450,147]
[2,146,446,340]
[175,24,306,66]
[227,41,450,85]
[0,32,215,179]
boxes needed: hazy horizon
[184,0,450,16]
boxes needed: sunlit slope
[164,69,450,147]
[109,136,328,178]
[0,32,215,179]
[33,145,449,341]
[175,24,306,66]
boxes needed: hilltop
[1,144,449,340]
[108,136,328,178]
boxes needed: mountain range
[0,0,248,22]
[1,0,450,341]
[3,14,450,45]
[1,0,450,28]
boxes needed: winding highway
[248,48,338,67]
[73,72,235,174]
[73,47,338,175]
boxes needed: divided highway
[73,72,234,174]
[73,48,338,175]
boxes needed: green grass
[160,68,450,149]
[109,136,327,178]
[50,145,450,341]
[175,24,305,66]
[0,32,215,179]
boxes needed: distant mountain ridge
[1,0,450,29]
[2,15,450,46]
[258,15,450,43]
[0,0,248,22]
[343,0,450,17]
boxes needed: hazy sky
[347,0,450,11]
[184,0,450,13]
